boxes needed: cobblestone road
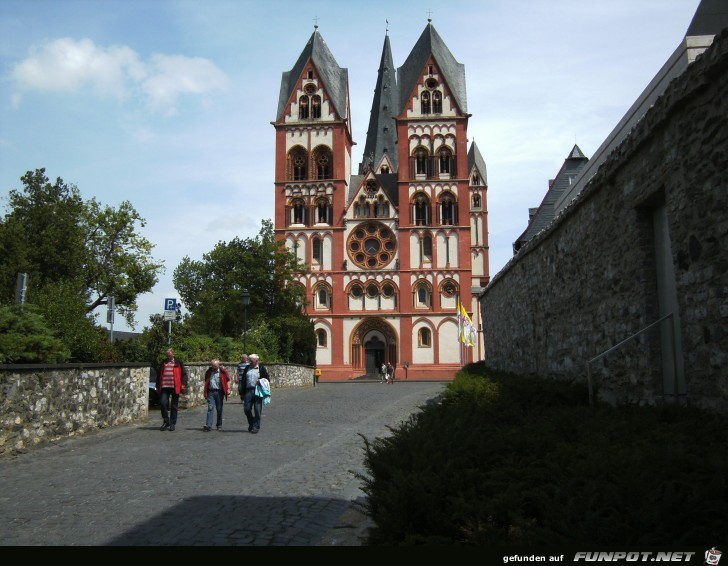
[0,381,445,546]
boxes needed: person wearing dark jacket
[203,359,231,432]
[156,348,188,431]
[240,354,269,434]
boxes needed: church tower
[273,21,488,380]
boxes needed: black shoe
[169,425,175,431]
[203,425,211,432]
[217,426,223,431]
[160,423,170,431]
[248,425,253,432]
[250,428,259,434]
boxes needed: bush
[356,365,728,545]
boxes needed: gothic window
[438,146,452,175]
[440,192,456,225]
[422,233,433,264]
[382,282,395,298]
[381,165,389,173]
[432,91,442,113]
[299,96,309,119]
[346,220,397,270]
[307,70,314,79]
[315,198,331,224]
[312,236,323,264]
[418,328,431,347]
[316,329,327,347]
[413,147,430,178]
[314,283,331,309]
[350,283,363,298]
[312,95,321,119]
[414,193,430,226]
[472,172,481,185]
[421,91,431,115]
[374,196,389,218]
[366,283,379,298]
[414,280,431,308]
[291,198,306,225]
[472,193,481,209]
[313,146,332,180]
[288,146,308,181]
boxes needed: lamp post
[242,288,250,354]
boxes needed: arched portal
[351,317,398,376]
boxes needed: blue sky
[0,0,701,332]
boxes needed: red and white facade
[272,23,489,380]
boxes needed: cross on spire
[313,15,319,29]
[427,9,433,22]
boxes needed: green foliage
[0,168,164,330]
[0,303,70,363]
[172,218,315,363]
[357,366,728,545]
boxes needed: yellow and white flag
[457,297,477,347]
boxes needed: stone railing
[0,362,314,456]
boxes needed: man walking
[156,348,188,431]
[240,354,269,434]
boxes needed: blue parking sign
[165,298,177,311]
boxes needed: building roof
[396,22,467,115]
[686,0,728,36]
[360,33,400,174]
[514,144,589,252]
[467,141,488,185]
[276,28,349,122]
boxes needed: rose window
[347,221,397,269]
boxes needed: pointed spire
[567,144,586,160]
[396,22,467,115]
[276,29,349,122]
[359,33,399,174]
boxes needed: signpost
[164,298,177,345]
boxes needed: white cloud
[9,37,228,114]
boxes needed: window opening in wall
[422,234,433,264]
[316,328,327,346]
[421,91,431,115]
[441,193,455,225]
[472,193,481,208]
[366,283,379,298]
[317,287,328,308]
[438,147,452,176]
[312,237,322,264]
[312,95,321,119]
[292,199,305,225]
[419,327,431,347]
[414,193,430,226]
[432,91,442,113]
[299,96,309,119]
[350,284,363,298]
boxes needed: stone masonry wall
[480,30,728,412]
[0,362,314,455]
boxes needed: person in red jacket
[156,348,188,431]
[203,358,231,432]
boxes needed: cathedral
[272,20,489,380]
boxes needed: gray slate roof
[686,0,728,37]
[396,23,467,116]
[276,29,349,122]
[467,141,488,185]
[359,34,400,174]
[514,144,588,252]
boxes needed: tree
[0,168,164,329]
[0,303,71,363]
[173,219,314,361]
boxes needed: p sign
[165,298,177,311]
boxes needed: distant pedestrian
[386,362,395,384]
[240,354,270,433]
[380,362,387,383]
[156,348,188,432]
[236,353,249,397]
[203,359,231,432]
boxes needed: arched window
[313,146,332,180]
[422,234,433,264]
[298,96,309,119]
[472,193,481,209]
[438,146,452,175]
[414,281,431,308]
[418,328,431,347]
[472,172,481,185]
[432,91,442,113]
[312,95,321,119]
[312,236,323,264]
[315,198,331,224]
[291,198,306,225]
[316,328,327,347]
[288,146,308,181]
[314,284,331,309]
[414,147,429,177]
[414,193,430,226]
[440,192,456,225]
[421,91,431,115]
[374,196,389,218]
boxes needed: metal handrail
[586,313,675,407]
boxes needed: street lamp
[242,288,250,354]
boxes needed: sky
[0,0,702,333]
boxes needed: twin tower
[272,22,489,380]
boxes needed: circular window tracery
[346,220,397,270]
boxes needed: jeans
[206,390,224,428]
[159,388,180,425]
[243,388,263,431]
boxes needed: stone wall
[480,30,728,412]
[0,362,314,455]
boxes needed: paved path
[0,381,445,546]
